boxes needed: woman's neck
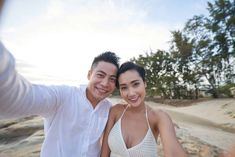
[128,102,146,113]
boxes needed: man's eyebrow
[96,70,117,77]
[110,75,117,78]
[96,70,106,74]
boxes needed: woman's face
[118,70,146,107]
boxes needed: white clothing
[108,106,157,157]
[0,42,112,157]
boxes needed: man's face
[87,61,117,106]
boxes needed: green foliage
[218,83,235,97]
[182,0,235,98]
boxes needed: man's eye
[109,78,116,82]
[97,74,104,78]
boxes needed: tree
[183,0,235,97]
[207,0,235,82]
[131,50,178,98]
[170,30,201,99]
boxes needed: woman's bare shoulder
[147,105,170,122]
[110,103,128,118]
[111,103,127,110]
[147,105,166,115]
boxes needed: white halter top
[108,105,158,157]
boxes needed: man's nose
[101,77,109,86]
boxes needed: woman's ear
[144,82,147,88]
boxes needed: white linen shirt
[0,42,112,157]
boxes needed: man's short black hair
[91,51,120,70]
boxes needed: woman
[101,61,187,157]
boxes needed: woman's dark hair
[116,61,145,88]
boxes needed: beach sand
[1,98,234,157]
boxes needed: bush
[218,83,235,97]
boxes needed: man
[0,42,120,157]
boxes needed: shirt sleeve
[0,42,65,119]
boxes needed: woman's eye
[120,87,127,90]
[133,82,140,87]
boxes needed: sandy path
[166,110,235,150]
[150,99,235,151]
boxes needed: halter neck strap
[120,104,129,119]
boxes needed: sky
[0,0,210,84]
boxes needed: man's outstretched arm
[0,42,63,119]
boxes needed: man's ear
[87,70,92,80]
